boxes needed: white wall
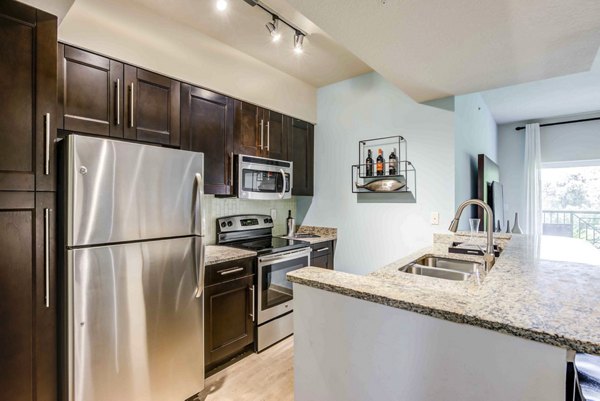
[298,72,454,275]
[454,93,498,213]
[499,112,600,219]
[294,284,566,401]
[58,0,317,123]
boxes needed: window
[542,163,600,248]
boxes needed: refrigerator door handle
[195,240,205,298]
[194,173,205,236]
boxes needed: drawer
[310,241,332,256]
[205,257,254,287]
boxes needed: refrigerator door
[67,135,205,247]
[67,237,205,401]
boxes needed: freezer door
[67,135,204,246]
[68,237,205,401]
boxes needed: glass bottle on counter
[376,148,385,176]
[365,149,374,176]
[388,148,398,175]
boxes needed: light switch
[430,212,439,225]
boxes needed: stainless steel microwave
[235,154,293,200]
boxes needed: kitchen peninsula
[288,233,600,401]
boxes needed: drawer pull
[218,266,244,276]
[316,247,329,252]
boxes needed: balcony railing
[543,210,600,248]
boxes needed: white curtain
[523,123,542,236]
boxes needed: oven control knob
[264,218,269,223]
[220,222,226,228]
[268,218,273,223]
[227,221,233,227]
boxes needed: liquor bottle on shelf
[376,148,385,176]
[389,148,398,175]
[365,149,374,176]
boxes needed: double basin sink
[399,256,482,281]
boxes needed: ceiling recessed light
[216,0,228,11]
[293,32,304,54]
[266,17,281,42]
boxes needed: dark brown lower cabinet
[0,191,57,401]
[310,241,334,270]
[205,273,255,370]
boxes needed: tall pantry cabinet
[0,1,58,400]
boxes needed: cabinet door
[288,118,314,196]
[0,3,57,192]
[233,100,263,156]
[0,192,56,401]
[124,66,180,146]
[311,253,332,269]
[181,84,233,195]
[58,45,124,138]
[263,110,287,160]
[205,275,255,368]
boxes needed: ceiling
[124,0,371,87]
[481,70,600,124]
[285,0,600,102]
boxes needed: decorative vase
[495,220,502,233]
[505,220,511,233]
[512,212,523,234]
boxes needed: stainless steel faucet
[449,199,495,272]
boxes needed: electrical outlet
[270,209,277,221]
[430,212,439,225]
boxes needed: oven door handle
[258,248,311,264]
[278,169,286,199]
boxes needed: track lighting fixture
[216,0,228,11]
[265,16,281,42]
[293,32,304,53]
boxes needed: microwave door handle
[194,173,205,236]
[279,169,286,199]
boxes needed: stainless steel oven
[257,247,311,351]
[235,154,293,200]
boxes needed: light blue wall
[298,72,455,275]
[454,93,498,224]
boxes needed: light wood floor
[197,336,294,401]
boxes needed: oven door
[237,155,293,200]
[257,248,311,324]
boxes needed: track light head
[216,0,228,11]
[293,32,304,54]
[265,16,281,42]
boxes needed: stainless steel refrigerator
[63,135,205,401]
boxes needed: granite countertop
[205,245,256,266]
[287,233,600,355]
[280,225,337,245]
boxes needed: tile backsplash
[204,195,297,244]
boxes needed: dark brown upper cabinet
[0,2,57,192]
[288,118,314,196]
[0,191,57,401]
[58,44,124,138]
[233,100,289,160]
[233,100,262,156]
[262,110,288,160]
[124,66,180,147]
[181,84,234,195]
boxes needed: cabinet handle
[259,119,264,150]
[115,79,120,125]
[44,208,51,308]
[44,113,50,175]
[266,121,270,151]
[229,152,234,186]
[316,247,329,252]
[218,266,244,276]
[249,285,255,322]
[129,82,134,128]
